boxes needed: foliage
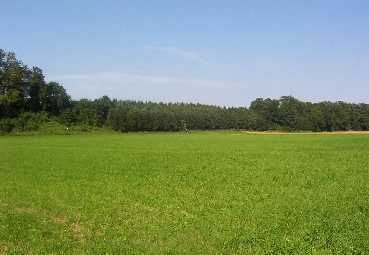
[1,133,368,253]
[1,48,369,134]
[0,49,71,120]
[36,121,71,135]
[0,111,50,134]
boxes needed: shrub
[0,118,16,134]
[38,121,71,135]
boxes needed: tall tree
[28,67,47,113]
[0,50,29,118]
[249,98,280,130]
[44,81,71,116]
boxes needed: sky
[1,0,368,107]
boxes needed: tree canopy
[1,48,368,134]
[0,49,71,119]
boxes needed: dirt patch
[71,223,88,243]
[334,131,369,134]
[242,131,369,135]
[14,206,36,214]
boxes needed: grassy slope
[0,132,368,254]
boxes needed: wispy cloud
[146,46,198,59]
[50,72,238,88]
[146,46,214,65]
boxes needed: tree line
[1,48,368,134]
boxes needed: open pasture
[1,132,369,254]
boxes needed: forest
[1,48,369,134]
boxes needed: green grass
[1,132,369,254]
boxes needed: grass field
[1,132,369,254]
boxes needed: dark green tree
[44,81,71,116]
[28,67,47,113]
[0,50,29,118]
[249,98,280,130]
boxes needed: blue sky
[2,1,368,107]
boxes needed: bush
[0,112,51,134]
[0,118,16,134]
[38,121,71,135]
[23,112,50,131]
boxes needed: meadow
[0,132,368,254]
